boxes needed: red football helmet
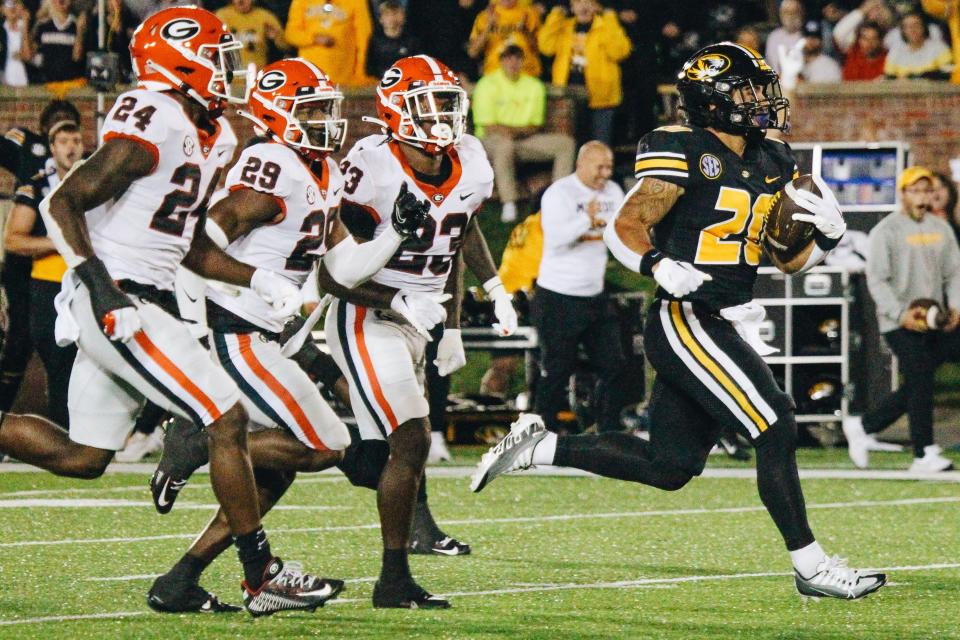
[241,58,347,159]
[130,6,250,114]
[371,55,467,154]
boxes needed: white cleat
[908,445,954,473]
[427,431,452,464]
[841,416,870,469]
[470,414,547,493]
[795,555,886,600]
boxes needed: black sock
[554,432,693,490]
[380,548,411,584]
[168,553,210,584]
[235,526,273,590]
[754,416,815,550]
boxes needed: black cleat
[150,417,209,514]
[372,579,450,609]
[148,572,241,613]
[409,535,471,556]
[242,558,344,617]
[408,499,471,556]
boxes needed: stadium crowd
[4,0,960,132]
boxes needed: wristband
[814,231,841,252]
[639,249,665,276]
[482,276,505,297]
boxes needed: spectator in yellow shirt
[284,0,373,86]
[538,0,630,144]
[217,0,289,68]
[468,0,542,78]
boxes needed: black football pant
[28,279,76,427]
[0,257,32,411]
[555,299,814,551]
[532,285,627,433]
[862,328,960,457]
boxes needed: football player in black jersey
[472,42,886,600]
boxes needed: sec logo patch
[699,154,722,179]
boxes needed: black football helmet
[676,42,790,137]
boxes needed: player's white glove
[390,291,451,339]
[653,258,712,298]
[251,268,302,319]
[103,307,142,343]
[483,276,517,337]
[790,174,846,240]
[434,328,466,376]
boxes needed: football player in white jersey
[144,57,437,613]
[318,55,518,609]
[0,7,341,617]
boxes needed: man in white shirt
[532,141,626,433]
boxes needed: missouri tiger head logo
[684,53,731,82]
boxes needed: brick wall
[0,85,576,195]
[787,80,960,172]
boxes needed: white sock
[790,540,827,578]
[531,432,558,465]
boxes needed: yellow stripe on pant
[668,301,769,433]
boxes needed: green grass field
[0,448,958,639]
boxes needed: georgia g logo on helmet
[258,70,287,91]
[160,18,201,42]
[380,67,402,89]
[685,53,731,81]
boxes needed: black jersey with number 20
[635,125,799,310]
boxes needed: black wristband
[639,249,665,276]
[814,231,841,252]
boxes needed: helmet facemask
[398,86,467,152]
[281,91,348,154]
[196,35,251,105]
[721,76,790,133]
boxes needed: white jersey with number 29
[338,134,493,294]
[91,88,237,291]
[207,142,343,332]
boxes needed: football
[762,174,818,261]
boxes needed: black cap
[803,20,822,38]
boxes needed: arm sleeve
[634,128,689,188]
[222,145,295,205]
[12,181,39,211]
[865,224,905,327]
[0,129,28,175]
[540,184,592,248]
[100,92,171,173]
[832,8,864,53]
[597,11,631,62]
[537,10,564,56]
[284,0,314,49]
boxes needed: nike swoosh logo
[156,476,185,508]
[298,585,334,598]
[764,175,779,184]
[333,187,341,195]
[459,192,474,201]
[184,292,198,303]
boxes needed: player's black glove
[391,181,431,237]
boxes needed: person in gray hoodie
[844,165,960,472]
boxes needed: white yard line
[1,496,957,549]
[6,562,958,625]
[1,465,958,499]
[0,498,346,511]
